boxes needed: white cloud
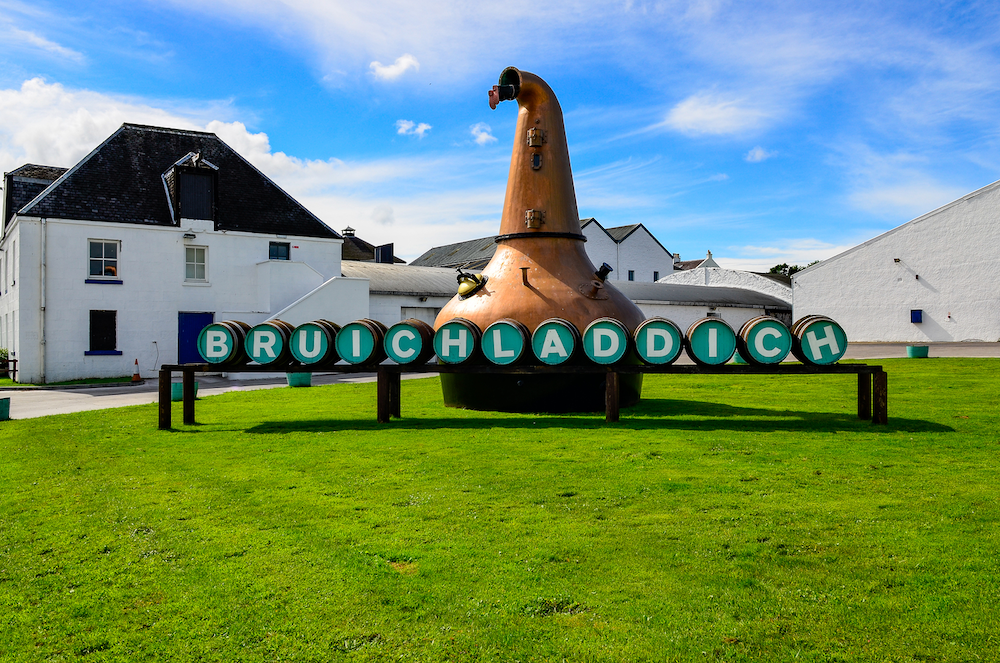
[370,203,395,225]
[0,78,505,261]
[395,119,432,138]
[715,238,858,271]
[837,143,968,219]
[9,27,85,64]
[0,78,210,173]
[745,146,775,162]
[470,122,496,145]
[664,93,772,136]
[369,54,419,81]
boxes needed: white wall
[7,215,343,383]
[582,223,620,276]
[618,226,674,283]
[367,293,452,326]
[793,181,1000,342]
[268,276,369,327]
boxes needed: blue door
[178,312,214,364]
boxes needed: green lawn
[1,359,997,661]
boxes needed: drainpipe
[39,218,46,384]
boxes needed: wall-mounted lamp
[183,232,196,239]
[893,258,901,263]
[418,296,427,302]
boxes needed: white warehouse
[793,180,1000,342]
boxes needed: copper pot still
[434,67,645,412]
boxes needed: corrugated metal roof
[341,262,458,296]
[615,281,791,309]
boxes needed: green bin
[906,345,929,359]
[286,372,312,387]
[0,397,9,421]
[171,382,199,401]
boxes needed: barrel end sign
[198,314,850,369]
[737,316,793,366]
[385,318,436,365]
[634,317,684,365]
[482,319,530,366]
[685,318,737,366]
[583,318,631,365]
[433,318,482,365]
[531,318,581,366]
[792,316,848,365]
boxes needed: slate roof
[340,262,457,296]
[341,233,405,263]
[410,235,498,269]
[17,124,339,240]
[605,223,641,242]
[4,164,67,228]
[616,281,791,310]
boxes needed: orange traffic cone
[132,359,141,382]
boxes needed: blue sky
[2,0,999,269]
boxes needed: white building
[616,281,791,333]
[411,218,676,282]
[0,124,366,384]
[581,219,675,282]
[793,180,1000,342]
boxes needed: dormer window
[163,152,219,224]
[179,169,214,220]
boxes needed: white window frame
[185,245,208,282]
[88,239,121,281]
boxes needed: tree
[768,261,819,276]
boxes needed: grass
[1,358,998,661]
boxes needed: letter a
[540,329,568,358]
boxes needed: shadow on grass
[236,398,952,435]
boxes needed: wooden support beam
[873,370,888,425]
[605,371,620,423]
[390,370,401,419]
[158,369,172,430]
[182,369,196,425]
[857,372,872,420]
[377,366,391,423]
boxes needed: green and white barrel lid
[686,318,736,365]
[583,318,629,365]
[336,321,379,364]
[433,319,478,364]
[290,322,333,365]
[245,323,287,365]
[531,319,578,365]
[797,318,848,365]
[384,321,426,364]
[743,319,791,365]
[198,323,237,364]
[634,318,683,365]
[482,320,527,365]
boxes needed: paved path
[2,342,997,421]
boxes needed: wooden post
[182,368,196,425]
[857,371,872,420]
[605,371,620,423]
[158,369,172,429]
[390,370,401,419]
[377,366,391,423]
[873,370,888,425]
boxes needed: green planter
[171,382,199,401]
[906,345,929,359]
[286,372,312,387]
[0,397,9,421]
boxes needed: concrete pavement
[1,342,997,421]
